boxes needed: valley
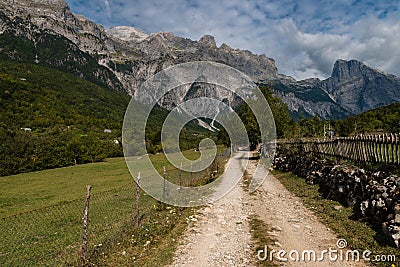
[0,0,399,266]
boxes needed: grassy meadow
[0,148,226,266]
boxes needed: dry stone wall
[273,145,400,248]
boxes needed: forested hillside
[293,102,400,138]
[217,84,296,148]
[0,61,130,176]
[0,61,216,176]
[333,102,400,136]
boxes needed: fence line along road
[278,133,400,165]
[0,150,230,266]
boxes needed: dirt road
[169,152,367,266]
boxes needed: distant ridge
[0,0,399,119]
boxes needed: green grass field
[0,157,129,217]
[0,147,227,266]
[0,148,217,218]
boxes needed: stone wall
[273,146,400,247]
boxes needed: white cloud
[266,14,400,80]
[66,0,400,80]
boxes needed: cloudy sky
[66,0,400,80]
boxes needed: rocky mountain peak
[0,0,70,19]
[0,0,283,85]
[219,43,233,52]
[320,59,400,115]
[331,59,365,82]
[2,0,399,120]
[199,34,217,48]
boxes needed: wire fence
[0,149,230,266]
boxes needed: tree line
[218,84,400,147]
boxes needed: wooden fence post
[190,162,193,185]
[163,166,167,198]
[81,185,92,264]
[395,133,399,165]
[179,162,183,190]
[280,133,400,165]
[215,155,219,173]
[392,134,395,164]
[382,134,386,163]
[373,135,378,162]
[133,172,141,227]
[367,134,374,163]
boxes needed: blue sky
[66,0,400,80]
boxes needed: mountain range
[1,0,399,119]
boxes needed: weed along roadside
[0,147,229,266]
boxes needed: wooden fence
[279,133,400,165]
